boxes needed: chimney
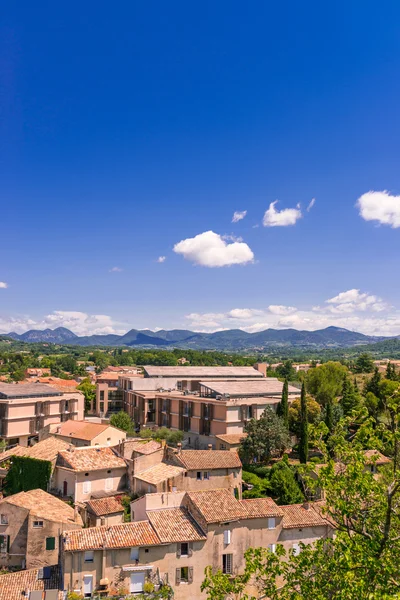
[208,444,213,451]
[253,363,267,377]
[68,444,74,453]
[177,442,182,455]
[100,516,106,526]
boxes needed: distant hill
[3,325,388,350]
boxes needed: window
[222,553,233,574]
[220,444,227,450]
[292,543,300,556]
[180,567,189,583]
[180,542,189,557]
[247,406,253,419]
[0,515,8,525]
[203,471,209,480]
[268,544,276,553]
[130,547,139,561]
[196,472,202,480]
[84,550,94,562]
[33,521,44,528]
[0,535,9,554]
[267,517,276,529]
[46,537,56,551]
[83,480,91,494]
[224,530,231,545]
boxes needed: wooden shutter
[252,404,258,419]
[46,537,56,551]
[188,567,194,583]
[188,542,193,557]
[240,405,247,422]
[175,568,181,585]
[176,543,181,558]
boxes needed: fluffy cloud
[157,256,166,263]
[263,201,302,227]
[109,267,123,272]
[325,289,388,313]
[232,210,247,223]
[0,310,126,336]
[268,305,297,316]
[357,190,400,228]
[227,308,264,320]
[173,231,254,267]
[0,282,8,289]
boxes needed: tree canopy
[240,408,290,464]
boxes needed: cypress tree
[277,379,289,427]
[386,362,393,380]
[341,377,359,416]
[364,367,381,399]
[325,397,334,434]
[298,382,308,464]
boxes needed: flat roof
[143,366,263,378]
[199,379,300,396]
[0,383,62,399]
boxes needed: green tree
[268,461,304,505]
[110,411,134,433]
[306,361,348,405]
[354,352,374,373]
[240,408,290,464]
[288,396,321,435]
[298,382,308,464]
[364,366,381,399]
[277,379,289,427]
[341,377,360,416]
[324,397,333,434]
[276,360,296,381]
[77,377,96,412]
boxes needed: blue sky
[2,1,400,336]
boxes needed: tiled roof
[186,489,249,523]
[57,446,126,472]
[0,383,61,398]
[280,503,329,529]
[0,565,61,600]
[63,521,160,551]
[215,433,247,445]
[54,420,112,440]
[134,462,185,485]
[364,449,391,464]
[199,379,300,396]
[0,437,70,465]
[175,450,242,470]
[147,507,206,542]
[240,497,283,518]
[85,496,124,516]
[96,373,120,381]
[143,366,263,378]
[0,489,82,525]
[122,439,162,457]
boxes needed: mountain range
[1,326,390,350]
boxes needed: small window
[220,444,227,450]
[83,480,91,494]
[84,550,94,562]
[0,515,8,525]
[222,553,233,574]
[180,542,189,557]
[267,517,276,530]
[0,535,9,554]
[184,472,188,477]
[203,471,209,480]
[46,537,56,551]
[268,543,276,553]
[224,530,231,545]
[33,521,44,528]
[196,472,202,480]
[130,547,139,561]
[144,548,149,553]
[292,543,300,556]
[180,566,189,583]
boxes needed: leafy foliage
[306,361,348,405]
[298,383,308,463]
[3,456,52,495]
[240,408,290,464]
[110,410,135,433]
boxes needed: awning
[122,565,153,571]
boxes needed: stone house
[44,420,126,447]
[0,489,82,570]
[84,496,125,527]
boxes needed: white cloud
[109,266,123,272]
[157,256,166,263]
[357,190,400,228]
[268,305,297,316]
[325,289,388,313]
[263,201,302,227]
[0,311,126,336]
[227,308,263,320]
[232,210,247,223]
[0,282,8,289]
[173,230,254,267]
[307,198,316,212]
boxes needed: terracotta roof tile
[57,446,126,472]
[147,507,206,542]
[186,489,248,523]
[63,521,160,551]
[215,433,247,445]
[85,496,124,517]
[240,497,283,518]
[280,503,329,529]
[0,565,61,600]
[0,489,82,525]
[134,462,185,485]
[175,450,242,470]
[364,449,391,464]
[54,420,113,441]
[122,439,162,457]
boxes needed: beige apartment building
[54,446,128,501]
[0,489,82,570]
[44,420,127,447]
[118,373,299,449]
[0,383,84,447]
[62,488,332,598]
